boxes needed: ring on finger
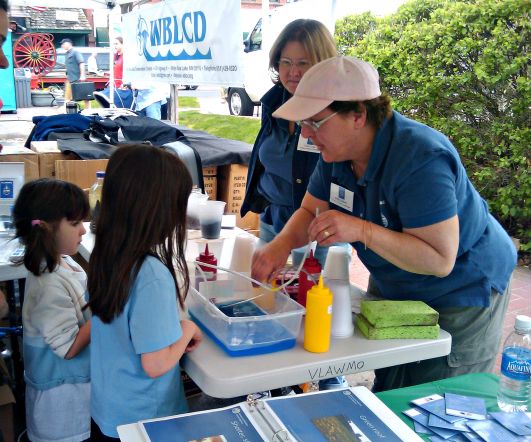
[324,230,330,238]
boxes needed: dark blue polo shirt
[257,116,296,231]
[65,48,84,82]
[242,85,320,234]
[308,111,516,308]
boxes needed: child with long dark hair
[13,178,91,442]
[87,144,202,439]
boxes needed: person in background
[113,36,124,88]
[0,0,9,69]
[252,56,516,391]
[241,19,349,392]
[132,82,169,120]
[88,145,202,440]
[241,19,341,267]
[0,8,14,433]
[13,178,91,442]
[87,50,98,75]
[0,290,7,319]
[60,38,86,103]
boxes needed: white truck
[224,0,335,116]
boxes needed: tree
[336,0,530,252]
[334,12,378,56]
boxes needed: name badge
[330,183,354,212]
[297,135,320,153]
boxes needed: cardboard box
[217,164,259,230]
[202,166,217,201]
[202,166,217,177]
[0,386,14,442]
[55,159,109,190]
[0,360,15,442]
[30,141,77,178]
[0,146,39,182]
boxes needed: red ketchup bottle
[195,244,217,290]
[297,250,322,307]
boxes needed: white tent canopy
[9,0,126,10]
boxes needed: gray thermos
[66,101,79,114]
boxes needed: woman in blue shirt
[241,19,337,266]
[252,56,516,391]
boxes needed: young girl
[87,144,202,440]
[13,178,91,442]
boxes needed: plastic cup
[326,279,354,338]
[323,246,350,281]
[199,200,226,239]
[229,234,256,273]
[187,191,209,230]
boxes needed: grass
[78,100,102,110]
[77,97,256,145]
[77,97,199,109]
[78,96,198,110]
[178,111,260,144]
[178,96,199,108]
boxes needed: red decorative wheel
[13,33,57,75]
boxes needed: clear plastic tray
[187,279,305,357]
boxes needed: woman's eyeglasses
[297,112,338,132]
[278,58,310,71]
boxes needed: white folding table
[79,223,451,399]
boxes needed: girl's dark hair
[87,144,193,323]
[330,94,393,129]
[0,0,9,12]
[269,19,337,85]
[114,36,123,44]
[13,178,89,276]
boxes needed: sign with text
[122,0,243,86]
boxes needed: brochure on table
[136,386,422,442]
[405,393,531,441]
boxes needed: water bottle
[89,171,105,234]
[497,314,531,412]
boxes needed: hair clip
[31,219,42,226]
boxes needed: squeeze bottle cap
[515,315,531,332]
[197,244,217,273]
[303,250,321,274]
[96,171,105,178]
[308,275,331,297]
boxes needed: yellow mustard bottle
[304,276,333,353]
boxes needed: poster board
[122,0,243,86]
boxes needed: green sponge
[356,314,440,340]
[360,300,439,328]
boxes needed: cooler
[72,81,95,101]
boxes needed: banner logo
[136,11,212,62]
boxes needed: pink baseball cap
[272,56,381,121]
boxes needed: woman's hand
[181,319,202,353]
[251,240,292,284]
[308,210,362,246]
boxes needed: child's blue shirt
[23,257,90,389]
[90,255,186,438]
